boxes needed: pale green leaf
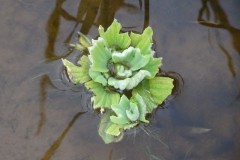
[110,95,148,124]
[132,82,157,113]
[77,55,91,67]
[126,102,140,121]
[129,32,141,47]
[114,64,132,78]
[148,77,174,104]
[98,111,124,144]
[88,38,111,72]
[106,123,123,136]
[71,33,92,51]
[72,43,85,51]
[62,56,91,84]
[112,47,150,71]
[131,94,149,123]
[99,19,131,50]
[78,32,92,48]
[108,70,151,90]
[132,77,174,113]
[85,81,120,109]
[88,69,107,86]
[110,95,131,125]
[142,57,162,79]
[130,27,153,55]
[123,123,138,130]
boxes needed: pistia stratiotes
[62,19,174,143]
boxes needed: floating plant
[62,19,174,144]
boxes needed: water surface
[0,0,240,160]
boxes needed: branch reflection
[36,75,58,135]
[45,0,149,61]
[41,112,86,160]
[198,0,240,77]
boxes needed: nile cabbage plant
[62,19,174,144]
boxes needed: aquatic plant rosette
[62,19,174,144]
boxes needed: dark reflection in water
[42,112,86,160]
[198,0,240,77]
[36,75,58,135]
[45,0,149,61]
[143,0,149,29]
[45,0,75,60]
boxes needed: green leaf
[110,95,149,124]
[112,47,151,71]
[131,94,149,123]
[110,95,131,125]
[132,82,157,113]
[108,70,151,90]
[132,77,174,113]
[129,32,141,47]
[148,77,174,104]
[126,102,140,121]
[62,56,91,84]
[70,33,92,51]
[130,27,153,55]
[114,64,132,78]
[88,69,107,86]
[142,57,162,79]
[85,81,120,109]
[78,32,92,48]
[72,43,85,51]
[99,19,131,50]
[122,123,138,130]
[106,123,123,136]
[98,111,124,144]
[88,37,112,72]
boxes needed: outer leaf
[112,47,150,71]
[106,123,123,136]
[110,95,148,125]
[129,32,141,47]
[98,111,124,144]
[110,95,131,125]
[130,27,153,55]
[62,56,91,84]
[89,69,107,86]
[122,123,138,130]
[108,70,151,90]
[132,77,174,113]
[71,33,92,51]
[85,81,120,109]
[88,38,112,72]
[78,32,92,48]
[148,77,174,104]
[142,57,162,79]
[99,19,131,50]
[132,94,149,123]
[132,82,157,113]
[126,102,140,121]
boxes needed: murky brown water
[0,0,240,160]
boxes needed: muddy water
[0,0,240,160]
